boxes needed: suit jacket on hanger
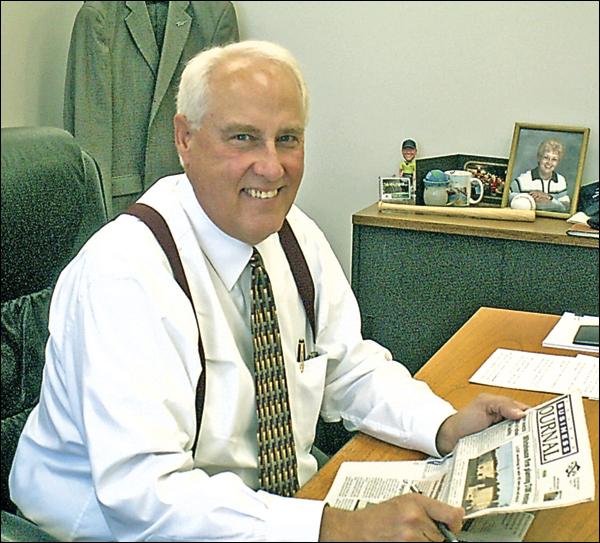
[64,1,239,218]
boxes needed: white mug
[445,170,484,206]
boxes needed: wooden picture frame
[502,123,590,218]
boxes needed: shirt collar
[175,176,254,292]
[531,167,559,183]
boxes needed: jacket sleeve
[63,4,114,216]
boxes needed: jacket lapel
[150,1,192,127]
[125,1,159,76]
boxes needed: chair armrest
[1,511,58,542]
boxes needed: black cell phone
[573,325,599,347]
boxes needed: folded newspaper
[325,391,594,541]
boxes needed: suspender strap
[121,203,317,455]
[122,203,206,456]
[278,219,316,341]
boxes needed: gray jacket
[64,1,239,217]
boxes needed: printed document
[469,348,598,400]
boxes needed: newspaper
[324,391,594,540]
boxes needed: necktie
[250,248,299,497]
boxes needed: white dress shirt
[10,174,456,541]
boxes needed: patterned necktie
[250,248,299,497]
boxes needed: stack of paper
[542,312,599,353]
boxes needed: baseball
[511,193,536,211]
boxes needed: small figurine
[399,138,417,182]
[399,139,417,202]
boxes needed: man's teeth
[245,188,278,199]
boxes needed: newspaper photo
[324,391,594,540]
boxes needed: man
[10,41,528,541]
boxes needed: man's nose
[252,142,285,181]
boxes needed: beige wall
[2,1,598,276]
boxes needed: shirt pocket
[291,352,328,447]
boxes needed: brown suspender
[121,202,316,456]
[122,203,206,455]
[278,219,316,341]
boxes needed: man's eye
[233,134,252,142]
[278,135,300,146]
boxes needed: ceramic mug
[445,170,484,206]
[423,170,457,206]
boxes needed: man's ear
[174,114,193,164]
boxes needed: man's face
[538,150,560,179]
[402,147,417,162]
[175,57,305,246]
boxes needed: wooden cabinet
[351,203,599,374]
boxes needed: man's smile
[243,187,280,199]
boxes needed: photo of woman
[509,139,570,213]
[503,124,590,218]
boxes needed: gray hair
[177,40,310,129]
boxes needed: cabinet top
[353,203,599,248]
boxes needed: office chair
[1,126,107,541]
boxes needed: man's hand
[319,493,464,542]
[435,393,530,456]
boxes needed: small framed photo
[502,123,590,218]
[463,159,508,206]
[379,176,415,205]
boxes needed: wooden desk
[296,308,599,542]
[351,203,599,375]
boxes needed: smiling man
[174,50,306,245]
[10,41,528,542]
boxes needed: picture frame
[463,159,508,206]
[415,154,508,207]
[379,176,416,205]
[502,123,590,218]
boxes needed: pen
[409,484,459,542]
[297,338,305,373]
[433,520,459,543]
